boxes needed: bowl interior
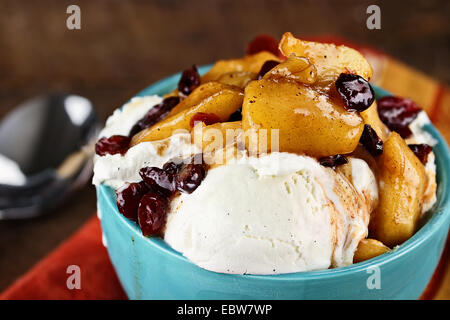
[99,65,450,280]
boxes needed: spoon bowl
[0,94,100,219]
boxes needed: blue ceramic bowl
[97,66,450,300]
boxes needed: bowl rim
[98,65,450,281]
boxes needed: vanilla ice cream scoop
[164,153,377,274]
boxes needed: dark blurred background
[0,0,448,291]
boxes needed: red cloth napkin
[0,217,126,300]
[0,214,446,300]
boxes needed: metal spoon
[0,94,101,219]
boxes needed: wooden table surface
[0,0,448,297]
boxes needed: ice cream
[99,96,162,138]
[164,154,377,274]
[93,95,379,274]
[93,96,200,189]
[93,91,439,274]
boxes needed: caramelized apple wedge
[191,121,244,166]
[360,102,390,141]
[369,132,427,247]
[166,82,232,117]
[263,53,317,85]
[202,51,280,83]
[353,239,390,263]
[131,83,243,145]
[242,79,364,157]
[279,32,372,87]
[191,121,243,151]
[217,71,256,88]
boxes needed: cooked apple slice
[360,102,390,141]
[202,51,280,83]
[263,53,317,85]
[217,71,256,88]
[166,82,233,118]
[242,79,364,157]
[131,84,243,145]
[353,239,390,263]
[369,132,427,247]
[279,32,373,87]
[191,121,244,166]
[191,121,242,151]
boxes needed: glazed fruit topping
[246,34,283,58]
[360,124,383,156]
[190,112,221,127]
[138,191,168,236]
[115,182,149,220]
[408,144,432,164]
[377,96,421,138]
[335,73,374,112]
[178,65,201,96]
[129,96,180,137]
[95,135,131,156]
[257,60,280,80]
[319,154,348,168]
[176,159,207,193]
[139,165,179,196]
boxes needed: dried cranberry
[129,96,180,137]
[176,162,207,193]
[190,112,221,127]
[115,182,148,221]
[178,65,200,96]
[319,154,348,168]
[95,135,130,156]
[360,124,383,156]
[227,108,242,121]
[139,166,178,196]
[408,144,432,164]
[335,73,374,112]
[246,34,283,58]
[138,191,168,236]
[377,96,421,138]
[257,60,280,80]
[162,161,183,175]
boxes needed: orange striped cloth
[364,51,448,132]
